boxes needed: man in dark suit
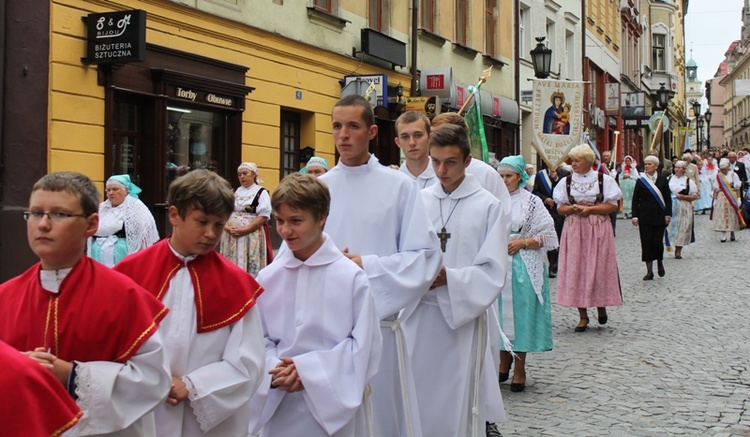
[728,152,748,197]
[532,165,569,278]
[631,155,672,281]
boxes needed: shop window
[166,107,225,192]
[113,101,140,180]
[421,0,435,32]
[280,110,301,178]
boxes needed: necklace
[437,197,461,252]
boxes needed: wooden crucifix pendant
[437,227,451,252]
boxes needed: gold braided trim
[43,296,53,351]
[53,299,60,356]
[156,264,182,300]
[115,306,169,362]
[191,266,205,328]
[199,284,262,331]
[50,411,83,437]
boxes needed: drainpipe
[514,0,520,153]
[411,0,419,95]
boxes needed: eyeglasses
[23,211,90,222]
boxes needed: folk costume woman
[496,155,557,393]
[89,174,160,267]
[220,162,273,276]
[618,155,640,219]
[552,144,622,333]
[668,161,698,259]
[712,158,745,242]
[694,159,713,213]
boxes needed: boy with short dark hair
[402,124,508,436]
[115,169,265,436]
[249,173,382,436]
[395,111,436,188]
[0,171,171,435]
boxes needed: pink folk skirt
[556,212,623,308]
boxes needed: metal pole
[410,0,418,96]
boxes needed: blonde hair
[272,173,330,220]
[567,144,597,164]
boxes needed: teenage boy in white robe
[396,111,437,189]
[249,173,382,436]
[402,124,508,436]
[319,95,442,437]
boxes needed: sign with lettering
[169,86,235,108]
[344,74,388,108]
[404,96,440,118]
[530,79,586,168]
[420,67,452,98]
[84,10,146,64]
[623,117,650,129]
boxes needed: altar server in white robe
[249,173,382,436]
[396,111,437,189]
[115,170,266,437]
[402,124,508,437]
[319,95,442,437]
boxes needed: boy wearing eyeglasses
[0,171,171,435]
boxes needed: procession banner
[531,79,585,168]
[465,86,490,163]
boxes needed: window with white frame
[566,30,574,79]
[546,20,556,68]
[520,5,530,59]
[653,34,666,72]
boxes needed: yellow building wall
[50,0,410,191]
[586,0,620,55]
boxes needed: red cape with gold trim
[115,239,263,333]
[1,340,82,437]
[0,256,168,363]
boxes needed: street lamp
[657,83,671,110]
[530,37,552,79]
[691,99,701,118]
[696,116,704,152]
[705,110,712,150]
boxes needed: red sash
[717,173,747,228]
[0,257,167,363]
[1,340,82,436]
[115,240,263,333]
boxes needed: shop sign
[404,96,440,118]
[420,67,452,98]
[84,10,146,64]
[344,74,388,108]
[170,86,235,108]
[623,117,650,129]
[492,97,500,117]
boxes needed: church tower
[685,50,703,117]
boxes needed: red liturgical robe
[0,256,167,363]
[115,239,263,333]
[0,340,82,437]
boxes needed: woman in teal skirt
[496,155,558,392]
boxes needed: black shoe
[499,355,513,382]
[643,273,654,281]
[675,255,682,259]
[721,238,727,243]
[574,317,589,332]
[731,233,736,242]
[657,262,665,277]
[597,308,608,325]
[510,381,526,392]
[548,271,557,278]
[486,422,503,437]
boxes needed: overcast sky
[684,2,745,84]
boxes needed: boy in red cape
[0,172,171,435]
[115,169,265,436]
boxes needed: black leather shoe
[643,273,654,280]
[499,372,509,383]
[486,422,503,437]
[548,271,557,278]
[574,317,589,332]
[657,263,665,277]
[510,381,526,392]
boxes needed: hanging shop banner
[84,10,146,64]
[531,79,586,168]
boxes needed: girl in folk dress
[220,162,273,276]
[668,161,698,259]
[694,159,713,214]
[618,155,640,219]
[553,144,623,333]
[497,155,557,393]
[712,158,744,242]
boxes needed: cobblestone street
[499,213,750,436]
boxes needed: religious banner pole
[458,66,492,116]
[650,111,666,155]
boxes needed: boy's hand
[269,358,305,392]
[25,347,71,385]
[341,248,363,269]
[430,266,447,289]
[167,376,190,405]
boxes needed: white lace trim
[98,196,160,254]
[73,362,92,434]
[516,191,559,304]
[184,376,211,432]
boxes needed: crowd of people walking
[3,92,750,437]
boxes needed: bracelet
[524,239,529,249]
